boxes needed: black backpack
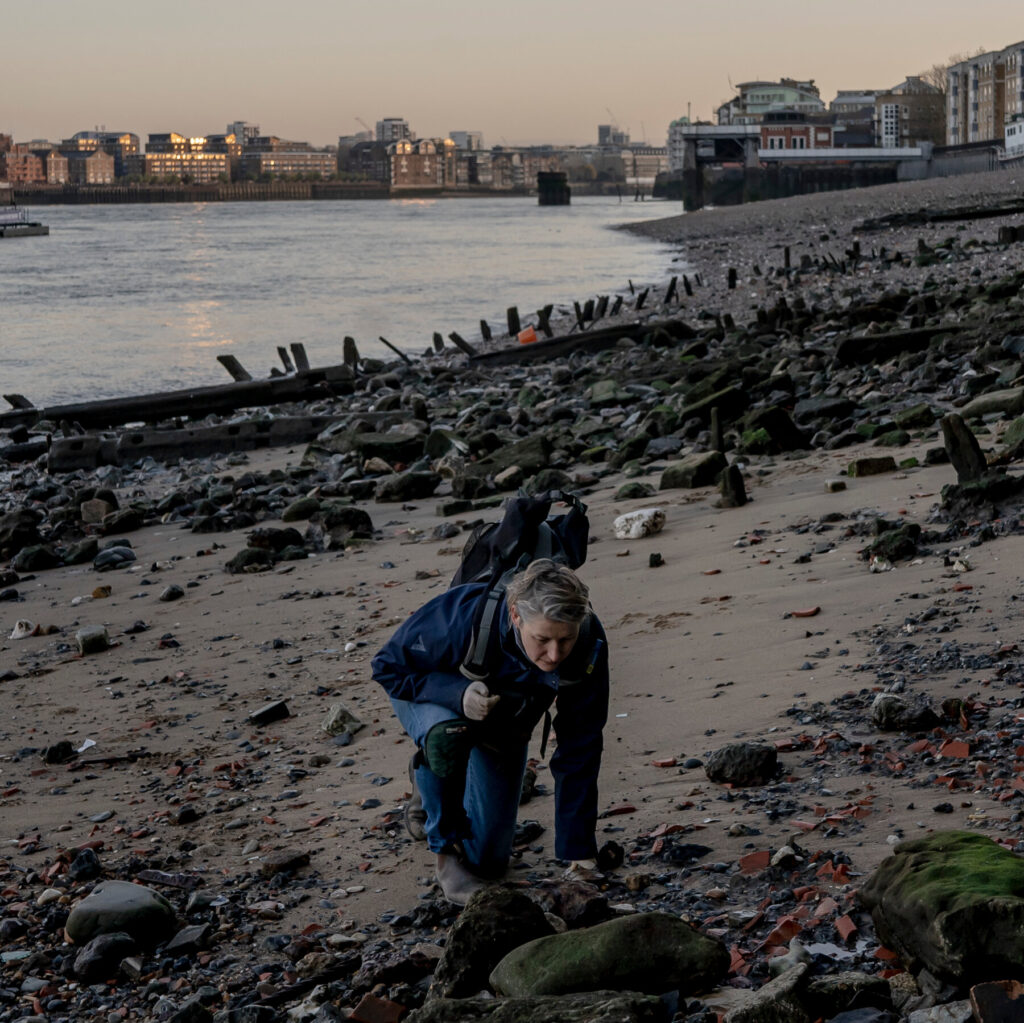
[450,490,590,683]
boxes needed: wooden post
[378,336,412,366]
[537,305,554,338]
[727,267,737,290]
[3,394,36,410]
[635,288,648,310]
[594,295,609,319]
[784,246,791,269]
[479,319,492,341]
[277,346,295,373]
[507,306,521,336]
[343,336,360,368]
[581,298,595,322]
[290,343,311,372]
[432,332,445,353]
[628,279,635,294]
[448,332,480,357]
[710,406,723,453]
[610,295,623,316]
[664,276,677,303]
[217,355,253,382]
[573,301,585,329]
[682,275,693,297]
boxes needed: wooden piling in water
[290,343,311,372]
[507,306,521,336]
[537,305,554,338]
[379,336,412,365]
[448,332,480,357]
[480,320,492,341]
[433,332,445,353]
[217,355,252,382]
[277,347,296,373]
[343,336,360,368]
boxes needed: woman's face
[511,610,580,672]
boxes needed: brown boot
[435,852,487,906]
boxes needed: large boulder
[429,885,554,1000]
[65,880,177,947]
[407,990,666,1023]
[489,911,728,998]
[723,962,811,1023]
[705,741,778,786]
[859,831,1024,986]
[659,451,727,490]
[960,387,1024,419]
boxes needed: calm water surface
[1,197,676,406]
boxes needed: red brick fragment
[835,914,858,942]
[738,850,771,874]
[350,993,406,1023]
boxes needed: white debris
[612,507,666,540]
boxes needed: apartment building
[760,112,836,150]
[65,148,115,184]
[948,41,1024,144]
[377,118,412,144]
[874,77,944,147]
[64,131,140,177]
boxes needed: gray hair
[506,559,591,625]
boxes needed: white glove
[462,681,500,721]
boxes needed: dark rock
[93,546,137,571]
[679,384,749,426]
[615,482,656,500]
[742,407,809,452]
[659,451,727,490]
[941,413,987,484]
[63,537,99,565]
[525,468,574,494]
[100,506,145,535]
[804,971,893,1019]
[164,923,211,956]
[960,387,1024,419]
[225,548,276,574]
[859,831,1024,986]
[281,496,321,522]
[67,847,102,881]
[64,879,177,947]
[723,962,811,1023]
[793,396,856,424]
[43,741,77,764]
[10,544,61,572]
[249,700,290,726]
[941,472,1024,518]
[260,850,310,878]
[73,931,137,982]
[407,990,666,1023]
[848,456,897,478]
[866,523,920,562]
[525,879,612,929]
[313,502,373,540]
[705,742,778,786]
[430,884,555,999]
[0,508,42,558]
[490,910,728,997]
[893,403,936,429]
[374,472,442,503]
[969,979,1024,1023]
[248,527,305,552]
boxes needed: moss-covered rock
[407,990,665,1023]
[489,911,728,998]
[859,831,1024,985]
[659,451,727,490]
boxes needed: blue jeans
[390,697,528,878]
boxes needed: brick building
[875,77,944,147]
[65,148,115,184]
[759,112,835,150]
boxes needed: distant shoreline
[12,180,646,206]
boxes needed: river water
[1,196,677,407]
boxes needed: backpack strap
[459,564,520,682]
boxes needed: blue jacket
[371,582,609,861]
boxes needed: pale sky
[6,0,1022,148]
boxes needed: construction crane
[355,116,373,137]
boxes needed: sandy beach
[2,169,1024,1018]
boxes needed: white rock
[36,888,62,906]
[612,508,666,540]
[9,620,36,640]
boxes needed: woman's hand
[462,681,500,721]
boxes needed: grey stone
[0,508,42,559]
[63,537,99,565]
[224,548,275,574]
[281,495,321,522]
[477,434,552,476]
[905,1003,973,1023]
[75,625,110,655]
[804,971,893,1019]
[159,584,185,602]
[490,910,728,997]
[65,880,177,947]
[322,702,364,736]
[705,742,778,786]
[430,884,554,1000]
